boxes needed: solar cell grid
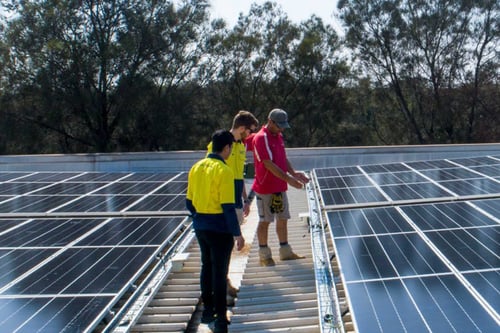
[348,187,388,204]
[0,195,79,213]
[420,167,483,181]
[463,271,500,311]
[314,167,341,178]
[70,172,131,182]
[472,198,500,217]
[451,156,500,166]
[368,171,428,185]
[403,275,495,332]
[326,205,500,332]
[406,159,456,170]
[32,182,108,195]
[384,233,452,276]
[173,172,188,181]
[0,172,32,181]
[0,296,114,333]
[320,188,355,206]
[469,164,500,177]
[0,249,58,290]
[153,181,187,194]
[93,181,164,194]
[317,155,500,333]
[53,194,143,213]
[0,170,189,332]
[0,195,12,201]
[317,177,347,189]
[328,207,415,238]
[319,175,373,189]
[127,194,185,211]
[0,182,51,195]
[405,202,498,230]
[0,219,26,232]
[380,182,453,201]
[336,166,363,176]
[4,247,158,295]
[0,218,105,247]
[15,172,82,182]
[76,217,185,246]
[439,178,500,196]
[118,172,175,182]
[360,163,410,173]
[425,228,498,271]
[462,227,499,258]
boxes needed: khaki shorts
[255,192,291,222]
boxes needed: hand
[243,202,250,217]
[294,171,310,184]
[234,236,245,251]
[288,176,305,189]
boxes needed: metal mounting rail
[306,174,345,333]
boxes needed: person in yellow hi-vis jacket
[187,130,245,333]
[206,111,258,303]
[207,110,259,223]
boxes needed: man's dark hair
[212,129,234,153]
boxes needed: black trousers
[195,229,234,320]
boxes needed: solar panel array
[0,171,188,332]
[314,155,500,333]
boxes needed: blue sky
[209,0,343,34]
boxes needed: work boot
[279,244,305,260]
[259,246,275,267]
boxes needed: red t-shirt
[244,133,256,152]
[251,126,288,194]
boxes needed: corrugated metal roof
[130,186,330,333]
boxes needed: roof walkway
[130,185,347,333]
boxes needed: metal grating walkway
[129,186,350,333]
[229,187,320,332]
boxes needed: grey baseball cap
[268,109,290,128]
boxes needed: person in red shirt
[251,109,310,266]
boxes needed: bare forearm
[263,160,305,189]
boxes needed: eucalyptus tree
[203,1,299,124]
[2,0,212,152]
[205,1,349,147]
[338,0,499,144]
[283,16,353,147]
[462,0,499,142]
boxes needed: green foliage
[0,0,498,154]
[338,0,499,144]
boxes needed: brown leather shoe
[279,244,305,260]
[259,257,276,267]
[259,246,275,266]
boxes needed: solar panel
[315,155,500,333]
[0,295,114,333]
[315,155,500,209]
[0,171,189,332]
